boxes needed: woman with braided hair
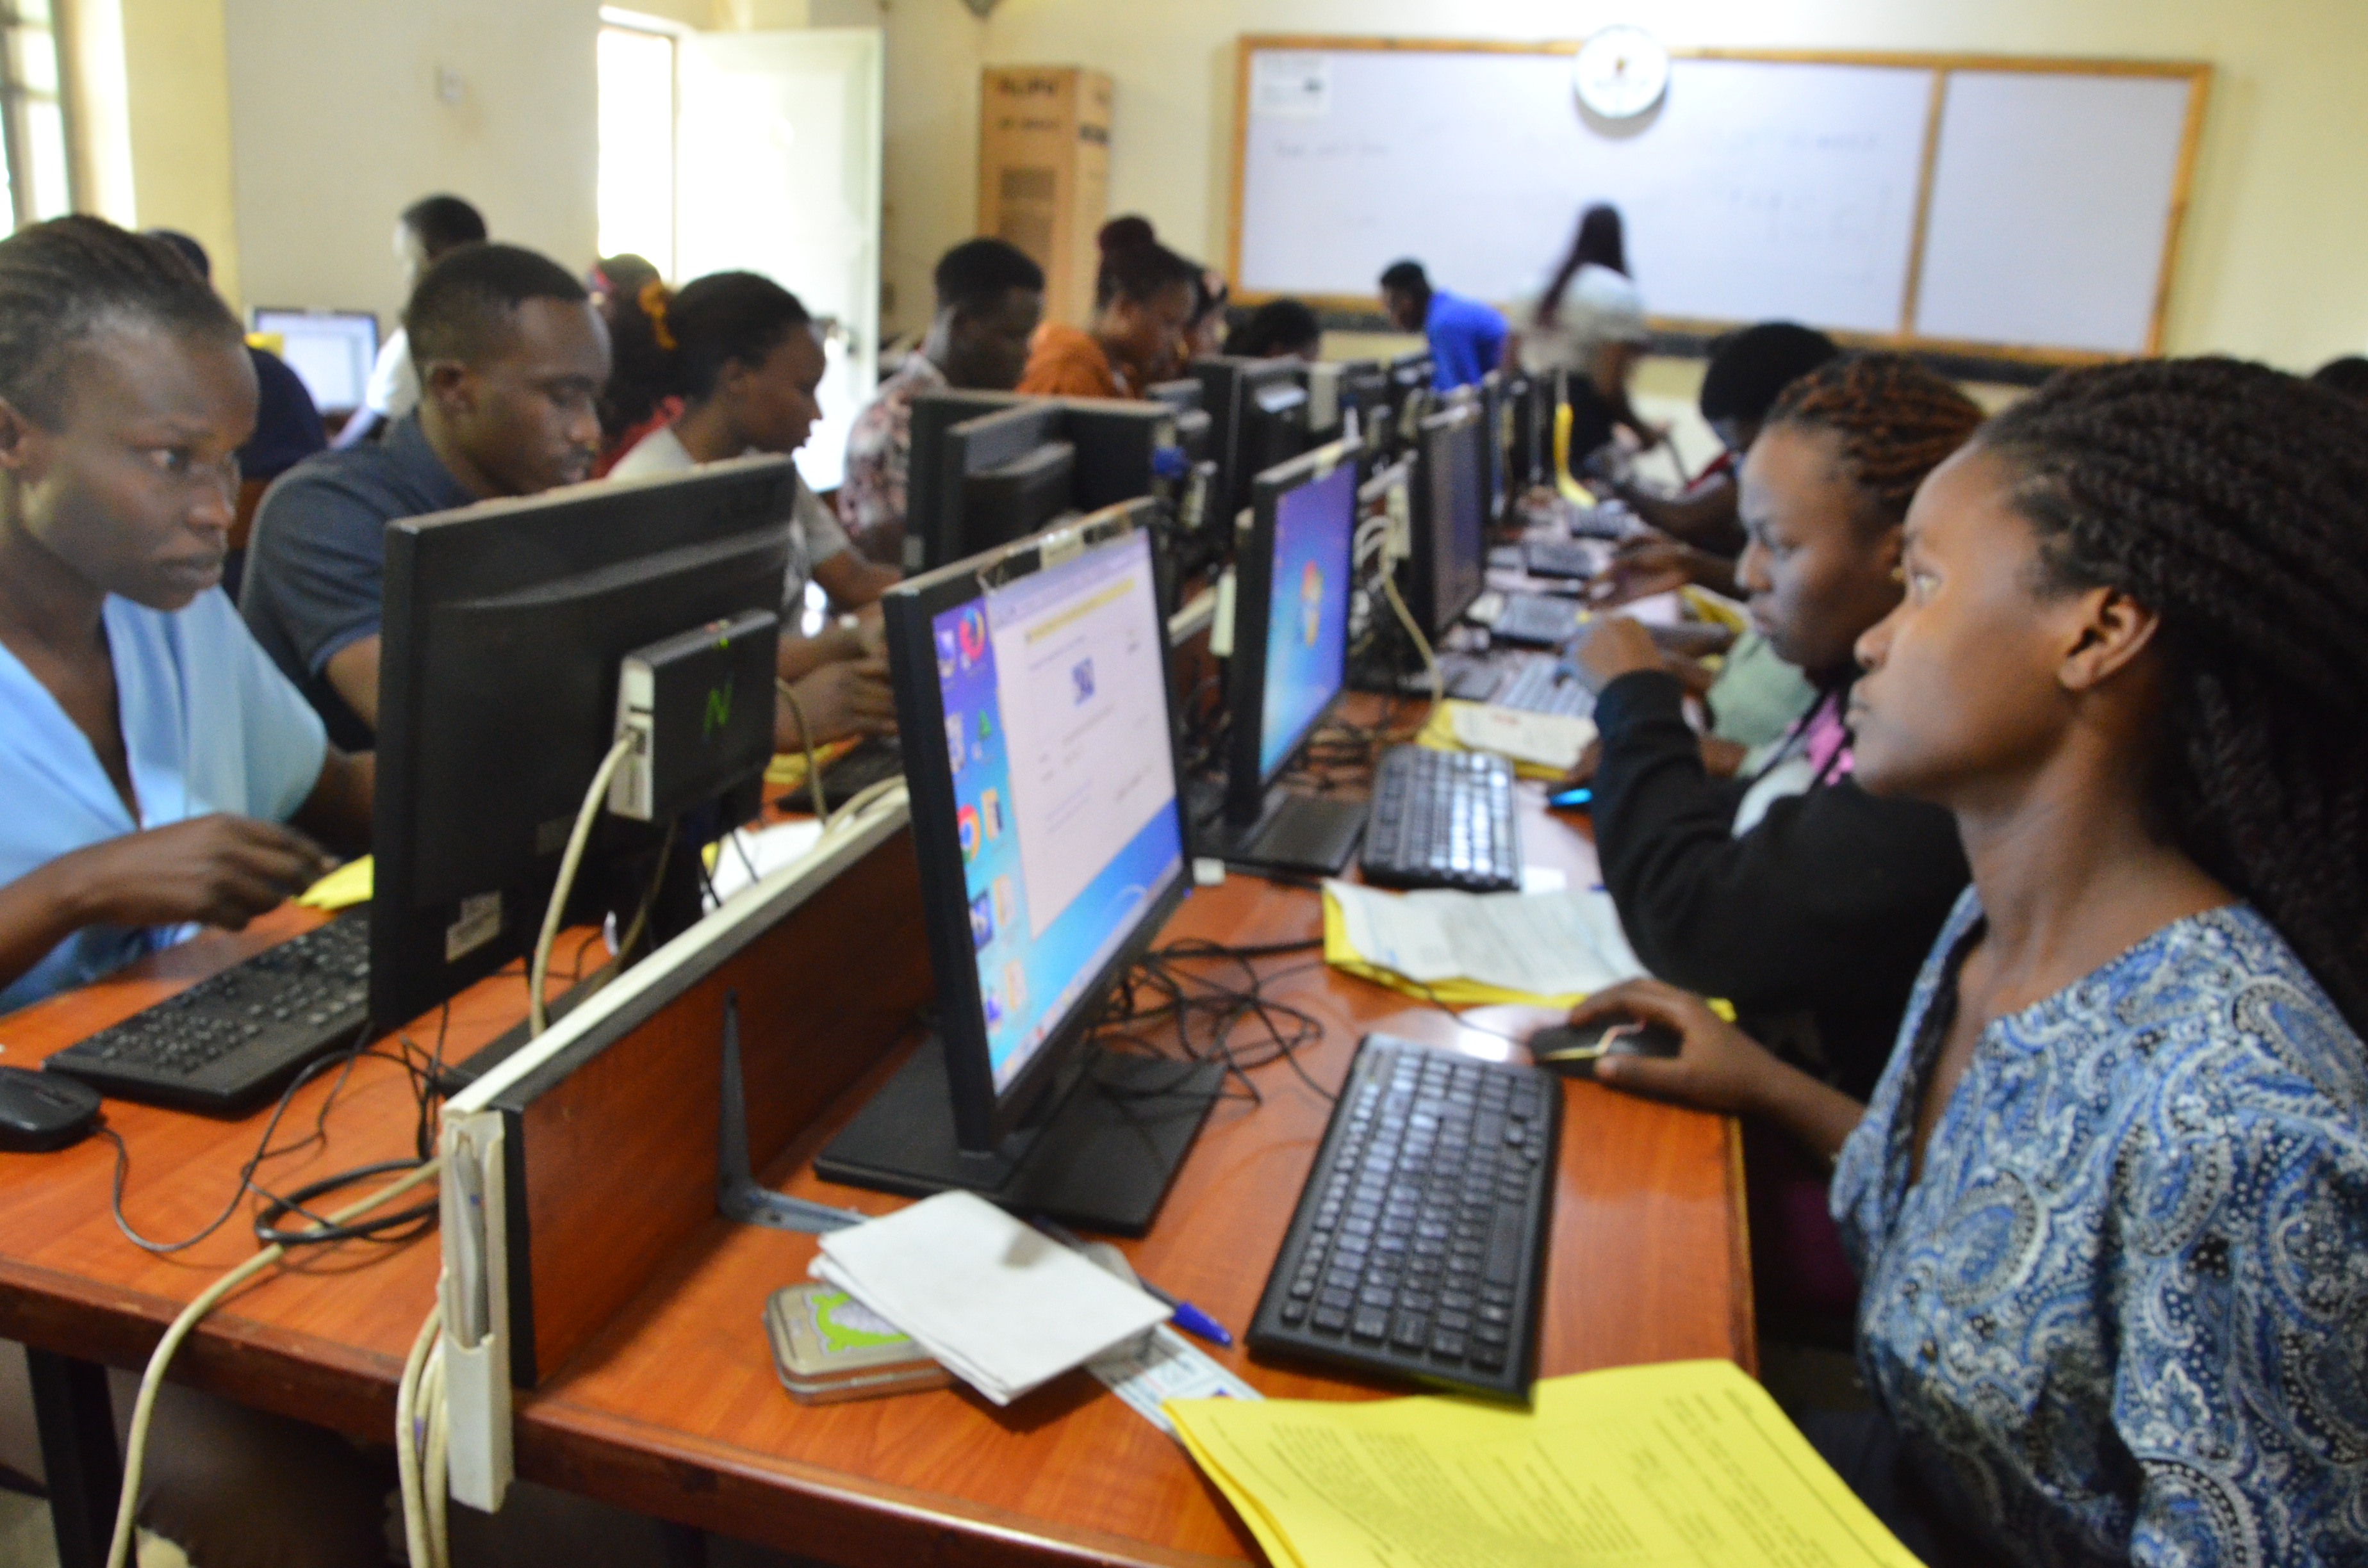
[1572,354,1984,1104]
[1570,357,2368,1564]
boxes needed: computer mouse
[0,1066,101,1152]
[1527,1017,1682,1079]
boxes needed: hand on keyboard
[55,814,333,933]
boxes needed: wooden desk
[0,793,1748,1568]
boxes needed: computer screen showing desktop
[816,501,1220,1230]
[252,307,379,412]
[1407,404,1487,638]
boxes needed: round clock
[1572,25,1671,122]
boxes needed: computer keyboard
[1360,744,1520,892]
[1523,539,1602,580]
[1489,591,1586,648]
[44,910,372,1111]
[1492,658,1597,720]
[1247,1034,1560,1401]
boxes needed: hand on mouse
[1563,979,1782,1115]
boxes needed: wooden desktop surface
[0,788,1749,1567]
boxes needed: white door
[675,28,883,494]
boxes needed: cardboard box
[979,66,1112,328]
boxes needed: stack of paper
[811,1191,1171,1405]
[1324,879,1645,1009]
[1167,1359,1923,1568]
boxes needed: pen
[1035,1217,1237,1348]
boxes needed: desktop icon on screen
[969,892,993,949]
[992,874,1016,927]
[1301,561,1324,646]
[936,627,958,680]
[1004,960,1028,1011]
[958,804,981,860]
[983,984,1003,1027]
[958,607,988,668]
[945,712,966,773]
[981,788,1003,840]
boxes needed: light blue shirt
[0,589,327,1015]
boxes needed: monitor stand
[814,1034,1225,1236]
[1201,783,1365,878]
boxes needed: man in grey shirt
[242,243,607,747]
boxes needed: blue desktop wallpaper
[1257,462,1356,779]
[930,560,1184,1091]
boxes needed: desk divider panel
[489,826,933,1387]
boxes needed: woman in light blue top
[0,216,371,1017]
[1566,358,2368,1565]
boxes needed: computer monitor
[1477,370,1508,523]
[903,389,1024,570]
[1501,373,1540,494]
[251,307,379,412]
[963,439,1078,553]
[1406,404,1488,639]
[372,458,791,1029]
[1192,356,1311,527]
[911,401,1067,569]
[814,502,1222,1231]
[1146,378,1203,414]
[1205,444,1365,876]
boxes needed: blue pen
[1035,1217,1236,1348]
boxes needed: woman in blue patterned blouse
[1565,358,2368,1565]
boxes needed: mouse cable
[106,1156,440,1568]
[529,733,637,1036]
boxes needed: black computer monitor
[1147,378,1203,414]
[1192,356,1311,526]
[1477,370,1508,523]
[1407,404,1488,639]
[903,389,1024,570]
[910,401,1066,570]
[963,439,1077,553]
[814,502,1221,1231]
[1501,372,1540,494]
[372,459,791,1029]
[1207,445,1365,876]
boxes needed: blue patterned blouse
[1832,893,2368,1567]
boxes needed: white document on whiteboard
[1326,881,1645,997]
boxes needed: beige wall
[873,0,2368,370]
[218,0,600,330]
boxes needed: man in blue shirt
[1379,259,1506,391]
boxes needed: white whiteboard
[1913,72,2194,353]
[1233,44,2207,359]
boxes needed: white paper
[812,1191,1171,1406]
[1327,880,1645,997]
[1449,705,1598,770]
[1089,1326,1263,1439]
[1251,53,1330,118]
[707,819,825,904]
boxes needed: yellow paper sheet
[295,856,372,911]
[1415,701,1572,781]
[1167,1359,1922,1568]
[1321,885,1585,1012]
[764,738,860,791]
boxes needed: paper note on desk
[1166,1359,1923,1568]
[1325,880,1643,1001]
[1447,703,1596,771]
[812,1191,1171,1406]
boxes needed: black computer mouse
[1527,1017,1682,1079]
[0,1066,101,1152]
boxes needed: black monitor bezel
[1224,442,1361,822]
[903,389,1028,571]
[1408,404,1488,639]
[882,500,1194,1150]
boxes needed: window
[0,0,70,233]
[597,21,676,278]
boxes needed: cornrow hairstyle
[1764,352,1985,525]
[0,215,242,427]
[1979,356,2368,1033]
[662,271,812,403]
[1093,216,1196,311]
[405,242,588,367]
[591,256,672,442]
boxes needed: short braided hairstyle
[1980,355,2368,1032]
[0,215,241,427]
[1764,352,1986,525]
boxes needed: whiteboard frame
[1229,37,2212,365]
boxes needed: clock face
[1572,25,1671,121]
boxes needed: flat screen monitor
[901,389,1023,570]
[1228,450,1357,813]
[912,400,1065,571]
[816,502,1219,1231]
[1477,370,1508,521]
[251,308,379,412]
[1408,405,1488,638]
[1147,378,1203,413]
[962,439,1076,553]
[372,458,791,1028]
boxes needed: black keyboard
[1493,658,1597,720]
[1360,745,1520,892]
[44,910,372,1111]
[1247,1034,1560,1401]
[1490,592,1585,648]
[1524,539,1601,580]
